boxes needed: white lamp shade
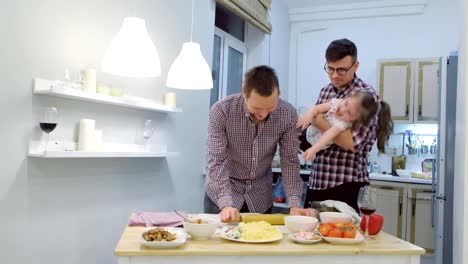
[166,42,213,89]
[101,17,161,78]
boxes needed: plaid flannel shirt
[205,94,303,213]
[309,76,379,190]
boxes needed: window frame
[212,27,247,103]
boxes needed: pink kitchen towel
[128,211,186,227]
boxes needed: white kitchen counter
[369,173,432,185]
[272,168,432,185]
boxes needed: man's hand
[289,207,317,217]
[219,206,241,223]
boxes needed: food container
[391,155,406,176]
[430,145,437,154]
[421,159,435,173]
[319,212,352,223]
[420,145,429,154]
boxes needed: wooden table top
[115,225,425,257]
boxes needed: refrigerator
[434,54,457,264]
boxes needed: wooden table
[115,224,425,264]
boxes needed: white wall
[0,0,214,263]
[245,0,290,98]
[288,0,459,109]
[269,0,291,99]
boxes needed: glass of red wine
[357,185,377,238]
[39,107,58,155]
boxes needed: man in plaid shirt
[204,65,314,222]
[302,39,379,212]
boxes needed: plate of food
[220,221,283,243]
[320,231,365,245]
[317,222,364,245]
[289,231,322,244]
[139,227,187,248]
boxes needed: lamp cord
[190,0,194,42]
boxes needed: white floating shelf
[28,151,177,158]
[33,78,182,113]
[28,141,178,158]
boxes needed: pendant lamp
[101,17,161,78]
[166,0,213,89]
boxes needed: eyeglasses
[324,60,356,75]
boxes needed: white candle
[78,119,95,151]
[164,92,176,107]
[82,68,97,93]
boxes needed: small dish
[139,227,187,248]
[320,231,365,245]
[289,232,322,244]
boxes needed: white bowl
[396,169,412,178]
[284,216,319,233]
[183,218,218,240]
[140,227,187,248]
[319,212,352,223]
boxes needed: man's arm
[312,114,355,152]
[281,113,316,217]
[206,104,233,209]
[279,111,303,209]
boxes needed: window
[210,5,247,107]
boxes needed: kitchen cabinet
[372,183,406,239]
[407,188,435,254]
[377,58,439,123]
[371,180,434,255]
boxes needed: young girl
[297,90,393,160]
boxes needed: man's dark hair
[242,65,280,97]
[325,38,357,62]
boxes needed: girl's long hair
[353,91,393,153]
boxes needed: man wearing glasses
[301,38,379,213]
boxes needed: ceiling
[284,0,387,9]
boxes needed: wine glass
[143,119,155,151]
[357,186,377,238]
[39,107,58,154]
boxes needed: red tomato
[318,224,333,237]
[334,222,355,229]
[343,229,357,239]
[328,228,343,238]
[360,214,384,235]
